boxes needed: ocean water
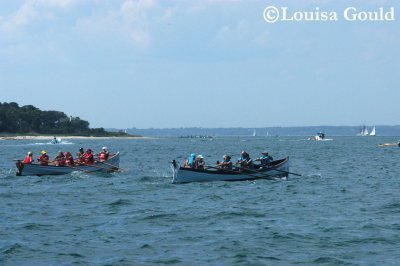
[1,136,399,265]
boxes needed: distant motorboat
[51,137,62,144]
[308,132,333,141]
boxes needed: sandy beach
[0,135,145,140]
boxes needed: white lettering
[281,7,338,22]
[344,7,396,21]
[263,6,395,24]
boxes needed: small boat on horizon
[51,137,62,144]
[308,132,333,141]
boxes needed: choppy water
[1,136,400,265]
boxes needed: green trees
[0,102,127,136]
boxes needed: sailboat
[252,129,257,137]
[370,126,376,136]
[358,125,369,136]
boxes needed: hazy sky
[1,0,399,128]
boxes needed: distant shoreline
[0,135,145,140]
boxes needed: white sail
[252,129,256,137]
[358,125,368,136]
[370,126,376,136]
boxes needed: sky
[0,0,399,129]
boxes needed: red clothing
[23,156,33,164]
[37,154,49,166]
[84,153,94,164]
[98,151,109,161]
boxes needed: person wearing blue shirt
[255,151,273,166]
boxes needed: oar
[75,162,111,171]
[255,164,303,176]
[95,160,124,172]
[231,165,278,179]
[66,164,93,174]
[270,168,302,177]
[204,165,274,180]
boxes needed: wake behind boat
[15,152,120,176]
[170,157,290,184]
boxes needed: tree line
[0,102,130,136]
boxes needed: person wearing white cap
[23,151,34,164]
[195,155,205,170]
[217,155,233,170]
[97,147,109,161]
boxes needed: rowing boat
[171,157,289,184]
[15,152,120,176]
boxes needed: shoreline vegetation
[0,135,145,140]
[0,102,141,138]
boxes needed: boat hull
[171,157,289,184]
[16,152,120,176]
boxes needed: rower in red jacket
[37,150,49,166]
[98,147,109,161]
[23,151,34,164]
[84,149,94,164]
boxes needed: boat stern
[15,160,24,176]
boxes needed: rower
[64,152,75,166]
[76,147,85,163]
[195,155,205,170]
[237,151,253,169]
[184,153,196,168]
[254,151,274,167]
[53,150,66,166]
[98,147,109,161]
[37,150,49,166]
[83,149,94,165]
[217,155,232,170]
[23,151,34,164]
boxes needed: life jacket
[99,151,109,161]
[23,156,33,164]
[38,154,49,165]
[84,153,94,164]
